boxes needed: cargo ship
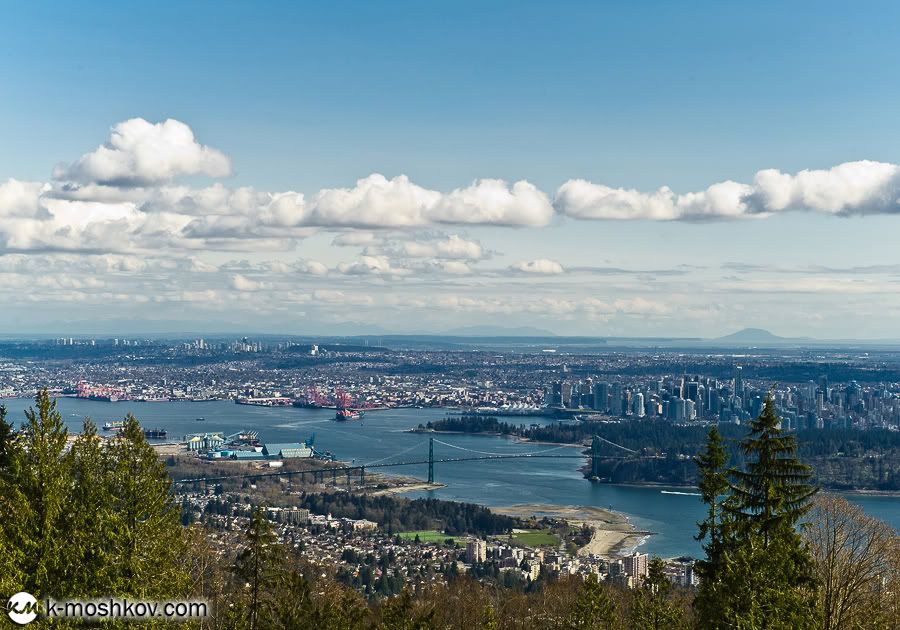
[102,420,125,431]
[335,408,364,422]
[143,428,167,439]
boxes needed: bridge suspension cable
[431,438,575,457]
[594,435,637,454]
[362,440,426,466]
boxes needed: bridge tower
[428,437,434,484]
[590,435,602,479]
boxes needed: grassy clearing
[397,530,460,544]
[511,529,559,547]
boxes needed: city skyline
[4,2,900,337]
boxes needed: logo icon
[7,592,38,625]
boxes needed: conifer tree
[629,557,685,629]
[106,413,188,598]
[0,389,72,596]
[234,508,283,630]
[726,395,817,544]
[67,417,114,595]
[566,574,618,629]
[692,425,730,620]
[0,404,15,471]
[696,395,819,628]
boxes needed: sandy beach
[493,503,653,558]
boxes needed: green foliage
[693,426,729,620]
[298,492,520,535]
[0,389,73,596]
[105,414,189,598]
[378,589,435,629]
[726,397,818,543]
[233,508,282,630]
[0,391,190,608]
[566,574,618,629]
[695,396,819,629]
[67,417,115,594]
[0,403,15,470]
[629,558,685,629]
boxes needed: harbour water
[4,397,899,559]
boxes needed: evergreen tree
[0,403,15,471]
[67,417,115,595]
[629,557,685,629]
[234,508,283,630]
[566,574,618,629]
[692,425,730,620]
[726,396,817,544]
[696,395,819,628]
[106,413,188,598]
[0,389,72,596]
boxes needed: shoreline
[491,503,655,558]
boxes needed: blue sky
[2,1,900,337]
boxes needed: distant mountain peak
[716,328,784,342]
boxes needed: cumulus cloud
[295,174,553,228]
[510,258,565,274]
[229,274,262,291]
[56,118,231,186]
[555,160,900,220]
[0,179,47,218]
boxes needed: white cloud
[402,235,483,260]
[336,255,409,276]
[230,274,262,291]
[331,231,376,246]
[510,258,565,274]
[556,160,900,221]
[430,179,554,227]
[0,179,47,218]
[56,118,231,186]
[297,260,329,276]
[292,174,553,228]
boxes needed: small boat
[196,417,205,421]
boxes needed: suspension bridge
[173,435,629,489]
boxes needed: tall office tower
[550,381,563,407]
[685,399,696,420]
[593,382,609,412]
[633,392,645,417]
[734,366,744,397]
[611,384,623,416]
[561,382,573,408]
[708,389,720,415]
[687,381,699,403]
[818,374,829,396]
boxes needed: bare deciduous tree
[804,494,900,630]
